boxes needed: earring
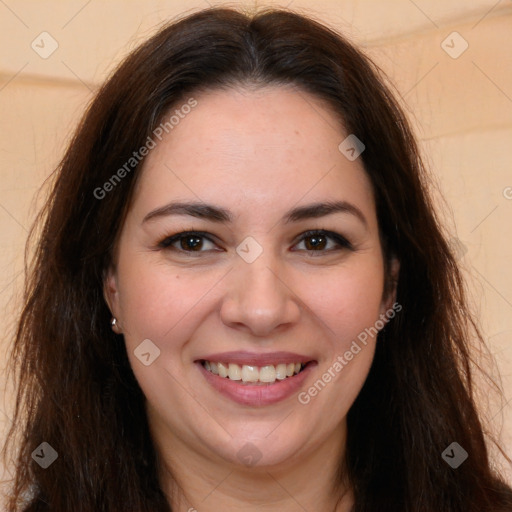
[111,317,120,333]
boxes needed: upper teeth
[203,361,303,383]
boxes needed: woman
[3,6,512,511]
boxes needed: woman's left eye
[292,230,353,254]
[158,229,352,255]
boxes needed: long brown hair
[3,6,512,511]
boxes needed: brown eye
[303,233,328,251]
[293,230,353,253]
[158,231,218,253]
[179,234,204,251]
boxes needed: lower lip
[196,362,316,406]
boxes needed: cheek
[308,257,386,342]
[116,252,217,349]
[298,262,383,418]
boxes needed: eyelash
[157,229,353,256]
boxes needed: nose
[219,251,301,337]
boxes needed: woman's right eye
[158,231,219,253]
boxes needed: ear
[103,264,122,331]
[379,256,400,315]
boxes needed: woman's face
[105,86,398,470]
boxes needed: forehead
[131,86,376,225]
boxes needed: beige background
[1,0,511,497]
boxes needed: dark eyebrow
[142,200,368,228]
[282,200,368,228]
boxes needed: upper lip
[196,351,316,366]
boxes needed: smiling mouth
[200,360,311,385]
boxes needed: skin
[104,85,399,511]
